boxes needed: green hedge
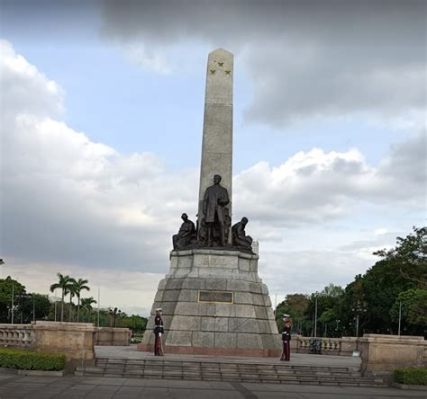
[393,367,427,385]
[0,348,65,371]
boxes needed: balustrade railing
[0,324,34,348]
[294,335,357,355]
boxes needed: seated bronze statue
[232,217,253,251]
[172,213,196,250]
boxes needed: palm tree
[66,280,78,322]
[72,278,90,322]
[49,273,73,322]
[81,297,97,322]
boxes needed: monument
[138,49,281,356]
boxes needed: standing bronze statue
[232,217,253,251]
[172,213,196,250]
[202,174,230,247]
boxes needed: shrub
[0,348,65,371]
[393,367,427,385]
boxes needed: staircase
[75,357,385,387]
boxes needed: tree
[390,288,427,335]
[109,307,122,327]
[339,227,427,336]
[361,229,425,334]
[319,308,339,337]
[0,277,25,323]
[50,273,73,322]
[275,294,309,334]
[374,226,427,288]
[321,283,344,298]
[81,296,97,322]
[66,280,77,322]
[304,284,345,337]
[118,314,148,332]
[72,278,90,322]
[17,293,51,323]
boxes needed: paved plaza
[0,373,426,399]
[0,347,425,398]
[95,345,361,368]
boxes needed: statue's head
[181,213,188,221]
[241,217,248,225]
[213,174,222,184]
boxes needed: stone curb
[391,382,427,391]
[0,367,64,377]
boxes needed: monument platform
[138,249,281,357]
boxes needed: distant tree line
[0,273,147,333]
[275,227,427,338]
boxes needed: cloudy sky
[1,0,426,316]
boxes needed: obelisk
[198,49,233,226]
[138,49,281,357]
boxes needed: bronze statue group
[172,174,253,252]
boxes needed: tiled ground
[0,374,425,399]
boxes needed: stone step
[81,357,385,387]
[77,367,383,387]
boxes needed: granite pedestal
[138,249,281,357]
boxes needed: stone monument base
[138,249,281,357]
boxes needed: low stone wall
[0,322,97,368]
[340,337,359,356]
[96,327,130,346]
[32,321,96,367]
[0,324,34,348]
[359,334,426,374]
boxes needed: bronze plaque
[198,290,233,303]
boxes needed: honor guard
[280,314,292,361]
[153,308,164,356]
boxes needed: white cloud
[373,228,388,236]
[1,40,198,274]
[234,134,426,226]
[121,43,172,74]
[0,39,64,119]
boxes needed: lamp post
[314,295,318,337]
[352,301,367,355]
[352,301,367,337]
[11,283,14,324]
[398,301,402,336]
[97,287,100,328]
[32,295,36,322]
